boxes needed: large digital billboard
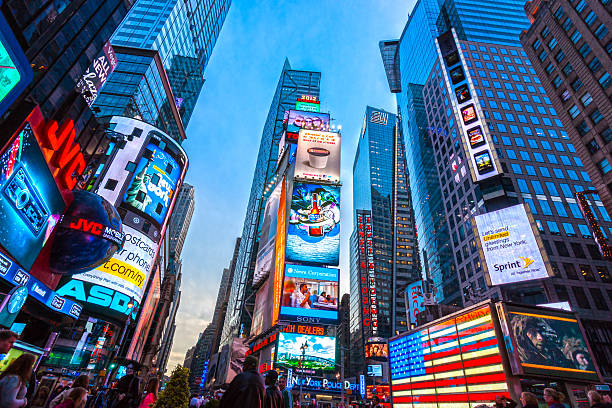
[283,110,330,142]
[253,180,282,286]
[389,305,510,407]
[0,16,32,117]
[500,304,599,381]
[405,280,424,326]
[276,332,336,372]
[279,264,338,324]
[295,130,340,183]
[474,204,551,286]
[123,143,181,226]
[286,183,340,266]
[0,122,65,269]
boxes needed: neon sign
[357,211,377,335]
[39,119,85,190]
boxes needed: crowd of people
[0,330,160,408]
[479,390,612,408]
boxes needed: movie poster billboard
[276,332,336,372]
[253,181,282,285]
[474,204,551,286]
[0,122,65,269]
[279,264,339,324]
[286,183,340,266]
[295,130,340,183]
[123,143,181,227]
[501,304,600,381]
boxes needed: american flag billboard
[389,304,510,407]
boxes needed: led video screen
[276,332,336,372]
[279,264,339,324]
[286,183,340,266]
[365,343,388,359]
[0,123,65,269]
[284,110,330,134]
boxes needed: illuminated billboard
[276,332,336,372]
[0,16,33,117]
[283,110,330,142]
[405,280,424,326]
[499,304,600,381]
[253,181,282,285]
[295,130,340,183]
[70,225,155,303]
[365,342,388,359]
[123,142,181,226]
[389,305,510,406]
[75,41,117,107]
[296,95,320,113]
[0,122,66,269]
[279,264,339,324]
[286,183,340,266]
[435,29,501,182]
[474,204,551,286]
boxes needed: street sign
[287,368,293,389]
[359,374,365,398]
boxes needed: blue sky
[167,0,415,371]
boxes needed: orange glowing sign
[39,119,85,190]
[272,177,287,324]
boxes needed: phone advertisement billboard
[286,183,340,266]
[295,130,340,183]
[280,264,338,324]
[474,204,551,286]
[0,122,65,269]
[123,143,181,226]
[276,332,336,372]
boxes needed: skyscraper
[520,0,612,215]
[221,60,321,345]
[188,323,216,393]
[169,183,196,257]
[94,0,231,140]
[350,106,419,378]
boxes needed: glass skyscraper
[221,60,321,346]
[94,0,231,140]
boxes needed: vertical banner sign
[286,368,293,389]
[357,211,378,337]
[76,41,117,107]
[272,178,287,324]
[406,280,424,326]
[359,374,366,398]
[435,29,501,182]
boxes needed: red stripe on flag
[425,347,461,361]
[457,321,494,337]
[433,360,463,373]
[465,372,507,385]
[469,391,511,402]
[434,377,467,387]
[462,354,502,368]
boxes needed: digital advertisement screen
[0,19,33,118]
[474,150,494,174]
[296,101,320,113]
[365,343,388,359]
[406,280,424,326]
[276,332,336,372]
[367,364,383,377]
[0,123,65,269]
[444,51,459,67]
[449,66,465,84]
[468,126,485,148]
[284,110,330,134]
[389,305,510,406]
[123,142,181,226]
[455,84,471,104]
[295,130,340,183]
[286,183,340,266]
[507,307,598,381]
[474,204,550,286]
[253,181,282,285]
[279,264,339,324]
[461,104,478,124]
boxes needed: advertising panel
[389,305,510,406]
[356,211,378,337]
[253,180,282,285]
[367,364,383,377]
[276,332,336,372]
[123,143,181,226]
[406,280,424,326]
[288,375,359,393]
[283,110,330,142]
[435,29,501,182]
[279,264,339,325]
[364,342,388,359]
[296,95,320,113]
[286,183,340,266]
[0,15,33,118]
[272,178,287,325]
[503,305,599,381]
[75,41,117,107]
[0,122,65,269]
[474,204,551,286]
[70,225,155,303]
[251,277,270,337]
[295,130,340,183]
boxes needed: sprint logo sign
[475,204,551,286]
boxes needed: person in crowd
[50,374,90,408]
[55,387,88,408]
[543,388,566,408]
[138,378,159,408]
[0,330,18,354]
[588,390,612,408]
[278,376,292,408]
[493,395,517,408]
[263,370,282,408]
[0,353,35,408]
[519,391,539,408]
[49,385,66,404]
[219,355,265,408]
[115,364,140,408]
[189,393,200,407]
[30,384,50,408]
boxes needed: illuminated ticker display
[389,305,509,408]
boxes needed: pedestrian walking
[493,395,517,408]
[263,370,282,408]
[49,375,90,408]
[588,390,612,408]
[543,388,566,408]
[0,329,18,354]
[0,353,36,408]
[138,378,158,408]
[30,385,50,408]
[55,387,88,408]
[518,392,539,408]
[114,364,140,408]
[278,376,292,408]
[219,356,265,408]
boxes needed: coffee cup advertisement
[295,130,340,183]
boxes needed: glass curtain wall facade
[221,60,321,346]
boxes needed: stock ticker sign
[357,211,377,336]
